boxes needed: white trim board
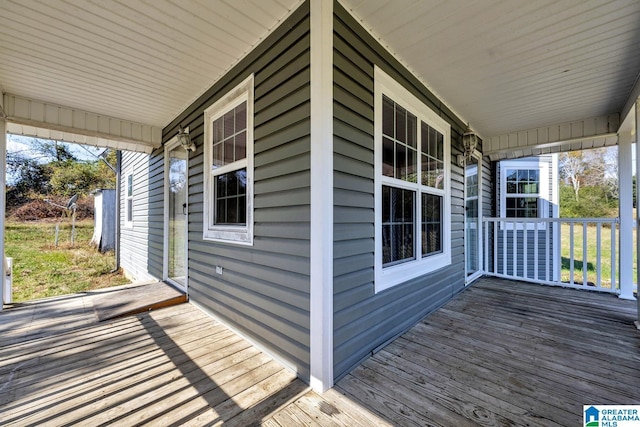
[309,0,334,393]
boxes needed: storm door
[165,142,188,291]
[465,155,482,283]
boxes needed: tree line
[6,138,116,219]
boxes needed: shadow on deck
[1,277,638,425]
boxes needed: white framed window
[203,75,254,244]
[499,160,549,229]
[124,171,133,228]
[374,67,451,293]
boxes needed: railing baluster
[570,222,575,285]
[583,221,588,288]
[596,222,602,288]
[493,221,498,275]
[611,222,616,291]
[534,221,539,280]
[484,219,489,274]
[523,222,528,279]
[502,220,507,275]
[513,221,517,277]
[547,220,551,282]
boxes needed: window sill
[203,227,253,246]
[375,252,451,293]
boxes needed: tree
[559,152,584,201]
[6,137,117,214]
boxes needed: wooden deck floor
[318,278,640,427]
[1,278,638,426]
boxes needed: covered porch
[1,276,637,425]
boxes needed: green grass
[560,222,637,288]
[5,220,130,302]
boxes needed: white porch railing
[482,217,620,294]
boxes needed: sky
[7,134,106,162]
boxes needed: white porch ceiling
[1,0,639,143]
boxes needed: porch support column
[636,99,640,328]
[619,131,634,300]
[309,0,334,392]
[0,115,6,311]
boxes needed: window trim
[499,160,549,230]
[203,75,254,245]
[374,66,451,293]
[124,169,133,229]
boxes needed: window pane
[127,175,133,197]
[214,168,247,225]
[395,144,407,180]
[382,186,415,266]
[395,105,406,143]
[506,169,517,182]
[127,199,133,222]
[213,143,224,168]
[422,193,442,256]
[223,110,235,139]
[406,147,417,183]
[382,137,394,177]
[224,138,234,164]
[235,102,247,131]
[235,132,246,161]
[382,96,394,137]
[407,113,417,148]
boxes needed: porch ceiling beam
[485,114,619,161]
[3,93,162,154]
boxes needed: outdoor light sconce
[457,124,479,167]
[177,125,196,152]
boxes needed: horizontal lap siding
[163,4,312,380]
[482,152,494,269]
[333,2,468,381]
[120,150,163,282]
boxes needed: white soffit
[342,0,640,138]
[0,0,303,128]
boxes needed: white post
[636,100,640,328]
[0,116,6,310]
[309,0,334,392]
[619,131,634,299]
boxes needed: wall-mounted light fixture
[457,124,479,167]
[177,125,195,152]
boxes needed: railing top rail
[482,217,619,224]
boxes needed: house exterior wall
[120,150,164,282]
[163,3,312,380]
[332,2,470,381]
[494,155,558,279]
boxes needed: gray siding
[332,2,469,381]
[163,4,311,380]
[120,150,164,282]
[481,152,494,270]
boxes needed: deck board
[1,277,638,426]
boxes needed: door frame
[464,151,483,284]
[163,137,189,293]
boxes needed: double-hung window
[499,160,549,229]
[203,75,254,244]
[375,67,451,292]
[124,171,133,228]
